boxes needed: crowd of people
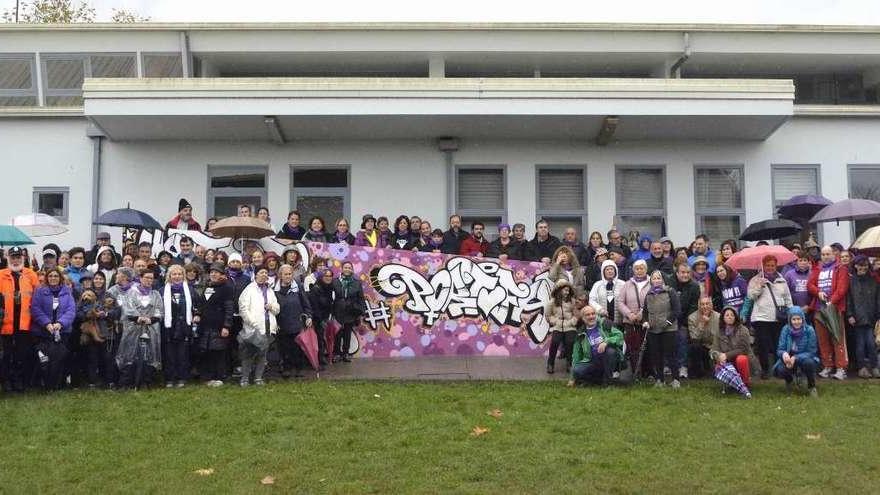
[1,197,878,399]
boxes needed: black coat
[331,277,365,325]
[847,273,880,326]
[308,282,334,322]
[486,238,523,260]
[276,282,313,336]
[390,231,416,251]
[524,235,562,262]
[441,228,470,255]
[196,281,234,351]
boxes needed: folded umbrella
[850,225,880,257]
[725,245,796,272]
[12,213,68,237]
[815,305,843,343]
[94,204,164,231]
[295,326,320,371]
[809,198,880,225]
[208,216,274,241]
[739,219,802,241]
[714,362,751,398]
[0,225,35,247]
[777,194,833,220]
[324,318,341,359]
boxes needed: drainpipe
[669,32,691,78]
[437,137,460,218]
[88,134,103,242]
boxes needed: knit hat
[853,255,869,266]
[593,247,609,260]
[228,253,243,264]
[178,198,192,212]
[209,262,226,273]
[691,255,709,267]
[361,214,376,229]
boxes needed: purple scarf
[336,231,350,242]
[258,283,269,304]
[762,271,777,281]
[308,229,325,238]
[170,282,184,291]
[135,283,152,296]
[281,223,305,238]
[632,275,647,283]
[693,271,708,283]
[724,324,736,337]
[116,280,132,292]
[649,284,665,295]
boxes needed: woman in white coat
[237,266,280,386]
[589,259,626,324]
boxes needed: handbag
[764,282,788,323]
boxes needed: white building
[2,22,880,249]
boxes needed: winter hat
[178,198,192,212]
[853,255,869,266]
[691,255,709,268]
[209,262,226,274]
[228,253,243,264]
[593,247,609,260]
[361,214,376,229]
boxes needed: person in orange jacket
[0,246,40,392]
[807,245,851,380]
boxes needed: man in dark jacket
[671,263,701,379]
[847,255,880,378]
[85,232,121,266]
[605,229,632,260]
[165,198,203,232]
[171,236,203,267]
[561,227,591,267]
[524,219,562,263]
[441,215,470,255]
[646,241,674,279]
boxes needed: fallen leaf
[261,476,275,485]
[488,409,503,419]
[194,468,214,476]
[373,394,381,398]
[805,433,822,441]
[470,426,489,437]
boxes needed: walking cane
[634,324,650,382]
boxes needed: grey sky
[3,0,880,24]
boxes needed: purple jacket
[30,285,76,337]
[717,276,748,311]
[784,267,812,308]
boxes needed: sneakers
[175,381,186,388]
[546,364,555,374]
[832,368,847,381]
[818,367,833,378]
[239,380,249,388]
[678,367,688,379]
[254,379,265,386]
[165,382,174,388]
[858,367,871,379]
[809,387,819,398]
[611,371,620,380]
[670,379,681,390]
[873,368,880,379]
[654,379,665,388]
[744,392,753,400]
[207,380,223,388]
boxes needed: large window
[291,166,350,228]
[143,53,183,78]
[849,165,880,237]
[33,187,69,224]
[0,55,37,106]
[694,166,744,244]
[615,166,666,238]
[536,166,587,238]
[456,166,506,239]
[772,165,820,211]
[42,53,136,106]
[207,166,268,218]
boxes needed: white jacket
[589,260,626,321]
[238,282,281,337]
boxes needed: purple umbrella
[809,198,880,225]
[714,362,752,398]
[777,194,833,220]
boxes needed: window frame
[206,165,268,218]
[0,54,38,106]
[289,164,352,223]
[614,164,667,235]
[41,52,137,106]
[141,52,185,78]
[770,164,822,212]
[454,164,508,225]
[32,186,70,224]
[534,164,588,235]
[847,164,880,238]
[693,164,746,241]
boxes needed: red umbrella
[295,327,320,371]
[324,319,341,359]
[726,245,796,271]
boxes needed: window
[849,165,880,237]
[456,166,506,239]
[207,166,268,218]
[772,165,820,243]
[291,166,350,228]
[694,166,744,244]
[42,53,136,107]
[0,55,37,106]
[536,166,587,237]
[143,53,183,78]
[795,74,868,104]
[615,166,666,238]
[33,187,69,223]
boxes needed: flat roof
[1,21,880,34]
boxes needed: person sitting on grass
[710,306,759,391]
[774,306,819,398]
[568,305,625,387]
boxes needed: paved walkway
[315,357,568,381]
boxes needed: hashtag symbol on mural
[363,300,392,330]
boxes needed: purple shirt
[719,276,748,311]
[784,269,812,308]
[587,326,604,355]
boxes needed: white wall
[3,116,880,252]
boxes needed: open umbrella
[208,217,274,241]
[0,225,35,247]
[809,198,880,225]
[739,219,802,241]
[777,194,833,220]
[714,362,752,398]
[295,326,321,372]
[726,245,796,271]
[12,213,68,237]
[850,225,880,257]
[94,204,163,231]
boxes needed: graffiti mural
[306,242,553,358]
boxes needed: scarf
[226,267,242,280]
[49,285,63,297]
[789,324,804,350]
[135,283,152,296]
[762,271,777,281]
[429,238,443,248]
[649,284,665,295]
[117,280,132,292]
[364,229,378,247]
[633,275,647,283]
[281,223,305,238]
[336,231,350,242]
[340,275,354,297]
[396,230,409,238]
[163,281,192,328]
[308,229,325,238]
[724,324,736,337]
[692,271,708,283]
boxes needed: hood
[95,245,114,260]
[551,278,574,298]
[600,259,619,281]
[787,306,806,326]
[637,234,653,249]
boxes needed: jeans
[752,320,783,374]
[162,339,190,383]
[278,333,307,372]
[86,341,117,386]
[572,348,618,386]
[203,349,227,381]
[774,357,817,388]
[240,342,268,383]
[547,331,576,367]
[853,324,878,369]
[648,331,678,380]
[335,322,354,357]
[677,327,689,369]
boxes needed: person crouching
[568,305,626,387]
[774,306,819,398]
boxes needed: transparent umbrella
[12,213,68,237]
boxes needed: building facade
[2,22,880,248]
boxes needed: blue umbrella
[777,194,833,220]
[0,225,35,247]
[93,204,163,231]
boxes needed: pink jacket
[617,278,651,324]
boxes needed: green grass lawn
[1,380,878,494]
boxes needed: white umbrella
[12,213,68,237]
